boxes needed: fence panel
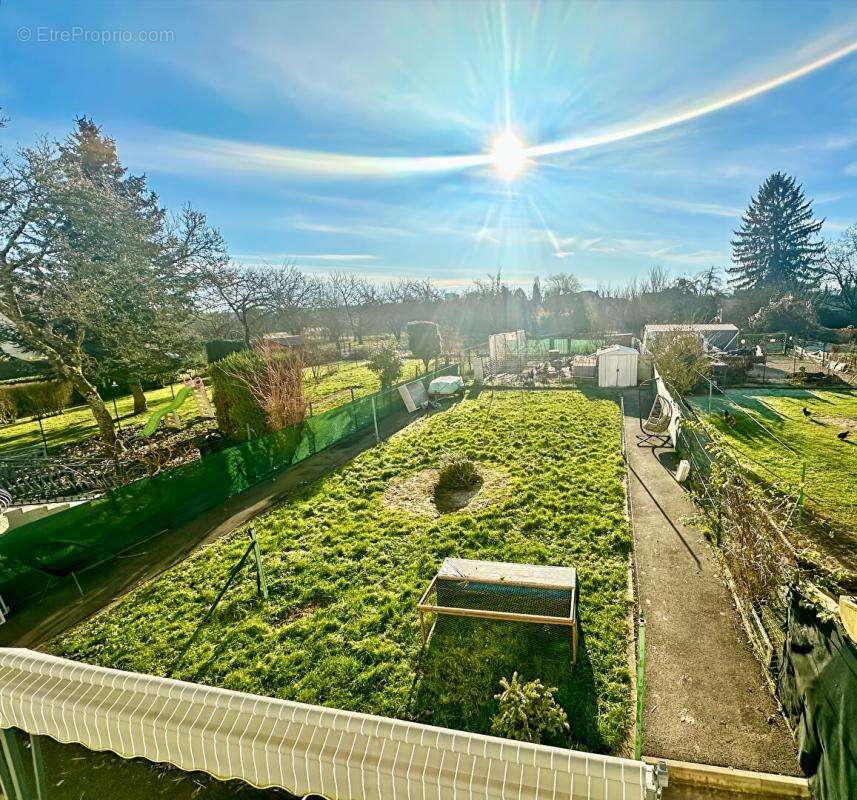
[777,590,857,800]
[0,365,459,611]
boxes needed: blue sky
[2,0,857,290]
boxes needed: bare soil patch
[383,464,509,517]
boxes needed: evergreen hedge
[0,379,72,421]
[208,349,268,440]
[205,339,248,364]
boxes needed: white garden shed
[596,344,639,387]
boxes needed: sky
[2,0,857,291]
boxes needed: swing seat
[636,396,672,447]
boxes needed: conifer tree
[729,172,825,292]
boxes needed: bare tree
[381,279,441,341]
[544,272,582,297]
[823,224,857,322]
[199,263,273,346]
[266,264,318,334]
[326,272,377,344]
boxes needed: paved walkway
[622,390,800,776]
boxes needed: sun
[490,131,527,179]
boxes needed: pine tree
[729,172,825,292]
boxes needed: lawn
[0,359,426,452]
[50,390,633,754]
[304,358,425,413]
[0,383,196,453]
[687,388,857,571]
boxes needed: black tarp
[777,589,857,800]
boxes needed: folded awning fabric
[0,648,657,800]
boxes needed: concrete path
[622,390,800,776]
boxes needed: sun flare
[490,131,527,179]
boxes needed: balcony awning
[0,648,657,800]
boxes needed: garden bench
[418,557,579,663]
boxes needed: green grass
[0,384,199,453]
[50,390,632,754]
[687,388,857,561]
[305,358,424,412]
[0,359,426,452]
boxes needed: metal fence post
[371,396,380,443]
[634,618,646,760]
[1,728,32,800]
[250,528,268,600]
[29,735,45,800]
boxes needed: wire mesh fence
[735,331,790,355]
[713,335,856,389]
[649,372,856,675]
[0,364,459,612]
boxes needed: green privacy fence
[528,337,604,355]
[777,589,856,800]
[0,365,459,611]
[737,331,789,355]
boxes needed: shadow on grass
[409,616,603,752]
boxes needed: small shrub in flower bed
[436,453,480,491]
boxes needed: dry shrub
[212,341,307,437]
[648,331,710,395]
[436,454,480,492]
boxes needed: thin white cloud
[576,235,726,266]
[292,220,411,239]
[232,252,377,262]
[641,196,742,218]
[126,34,857,181]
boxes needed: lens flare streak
[168,36,857,179]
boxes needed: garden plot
[0,359,425,453]
[50,390,632,754]
[688,387,857,574]
[304,357,425,412]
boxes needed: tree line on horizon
[1,118,856,445]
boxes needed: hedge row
[205,339,247,364]
[0,379,73,421]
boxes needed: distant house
[641,323,739,354]
[0,312,42,362]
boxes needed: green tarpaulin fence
[777,589,856,800]
[0,365,458,611]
